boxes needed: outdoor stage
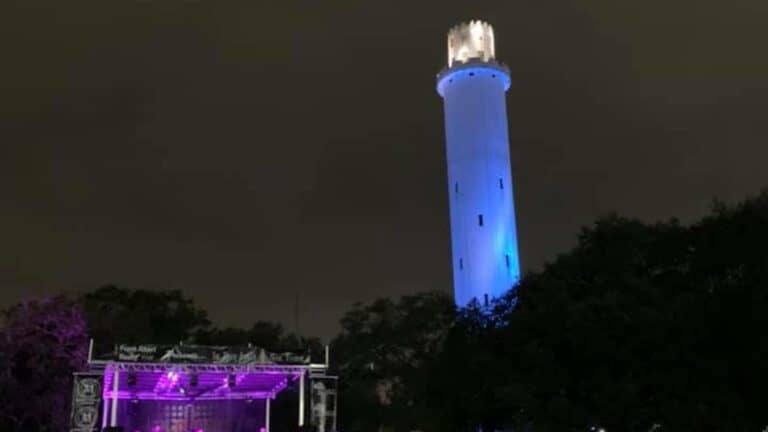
[69,342,338,432]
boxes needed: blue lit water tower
[437,21,520,307]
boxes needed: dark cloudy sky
[2,0,767,339]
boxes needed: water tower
[436,21,520,307]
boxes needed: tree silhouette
[335,190,768,432]
[331,291,455,432]
[4,190,767,432]
[0,296,88,432]
[81,285,211,354]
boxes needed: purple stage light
[85,345,320,432]
[102,365,297,403]
[104,390,273,400]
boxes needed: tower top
[447,20,496,67]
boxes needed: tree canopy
[0,296,88,432]
[2,189,767,432]
[333,190,768,432]
[81,285,212,355]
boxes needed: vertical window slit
[459,258,463,270]
[499,178,504,189]
[478,214,484,226]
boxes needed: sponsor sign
[110,344,310,365]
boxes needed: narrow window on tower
[478,214,484,226]
[505,254,510,268]
[454,182,459,195]
[484,294,489,307]
[459,258,463,270]
[499,178,504,189]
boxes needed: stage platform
[68,342,337,432]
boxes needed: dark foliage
[0,296,88,432]
[194,321,325,360]
[3,189,767,432]
[330,291,456,432]
[81,285,212,354]
[335,190,768,432]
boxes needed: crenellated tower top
[447,20,496,67]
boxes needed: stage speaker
[103,427,124,432]
[127,371,136,387]
[190,372,198,387]
[227,374,236,387]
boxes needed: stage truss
[69,340,338,432]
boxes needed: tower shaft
[437,21,520,307]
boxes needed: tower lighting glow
[438,21,521,307]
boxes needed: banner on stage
[107,344,310,365]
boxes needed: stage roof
[102,363,303,401]
[93,343,323,401]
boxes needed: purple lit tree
[0,296,89,432]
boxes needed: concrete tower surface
[437,21,520,307]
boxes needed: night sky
[2,0,767,339]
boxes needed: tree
[3,189,764,431]
[332,291,455,432]
[0,296,89,432]
[81,285,211,354]
[194,320,325,360]
[428,190,768,431]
